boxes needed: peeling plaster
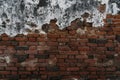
[0,0,120,36]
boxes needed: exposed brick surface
[0,14,120,79]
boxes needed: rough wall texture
[0,14,120,80]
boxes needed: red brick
[106,67,116,71]
[105,35,115,40]
[114,14,120,19]
[87,43,97,47]
[19,42,26,46]
[60,67,66,71]
[2,37,9,41]
[78,47,89,51]
[6,67,17,71]
[106,14,114,18]
[69,30,76,35]
[15,37,27,41]
[78,35,87,39]
[0,50,3,54]
[65,59,77,63]
[76,54,87,59]
[1,33,8,37]
[96,31,106,35]
[89,75,98,79]
[28,38,36,42]
[68,55,75,59]
[56,55,68,58]
[96,47,106,51]
[26,42,38,46]
[112,27,120,32]
[87,67,98,71]
[27,34,39,37]
[59,51,78,55]
[0,46,6,49]
[37,38,47,42]
[47,34,59,38]
[29,46,36,50]
[113,19,120,23]
[0,71,10,74]
[39,67,46,71]
[57,38,69,42]
[26,50,37,54]
[67,67,79,71]
[11,71,17,75]
[78,39,88,43]
[37,46,49,50]
[105,43,114,47]
[47,42,58,46]
[58,46,70,51]
[18,71,31,74]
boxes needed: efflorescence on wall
[0,14,119,80]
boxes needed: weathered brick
[48,34,59,38]
[15,37,27,41]
[1,33,8,37]
[106,55,114,59]
[88,55,94,59]
[46,66,59,72]
[78,47,89,51]
[15,46,29,50]
[37,46,49,50]
[67,67,79,71]
[107,47,115,51]
[58,46,70,51]
[28,38,36,42]
[26,42,38,46]
[88,38,97,43]
[34,54,49,59]
[56,55,68,58]
[116,35,120,42]
[14,54,29,62]
[6,75,19,80]
[6,67,17,71]
[29,46,36,50]
[57,38,69,42]
[2,37,9,41]
[47,42,58,46]
[96,39,108,44]
[27,33,39,37]
[37,37,48,42]
[26,50,37,54]
[48,75,62,80]
[0,46,6,49]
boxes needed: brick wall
[0,14,120,80]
